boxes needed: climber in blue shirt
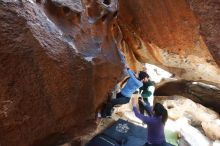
[101,67,149,117]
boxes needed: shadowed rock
[0,0,122,146]
[155,80,220,114]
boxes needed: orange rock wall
[118,0,220,87]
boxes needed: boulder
[175,118,211,146]
[118,0,220,87]
[155,80,220,113]
[156,96,220,140]
[202,120,220,140]
[0,0,122,146]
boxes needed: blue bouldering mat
[86,134,120,146]
[102,119,147,146]
[86,119,174,146]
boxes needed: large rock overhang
[118,0,220,88]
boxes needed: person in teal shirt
[138,72,155,115]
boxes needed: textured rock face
[0,0,122,146]
[188,0,220,66]
[156,96,220,141]
[155,80,220,114]
[118,0,220,87]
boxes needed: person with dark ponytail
[132,98,168,146]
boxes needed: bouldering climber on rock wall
[101,64,149,118]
